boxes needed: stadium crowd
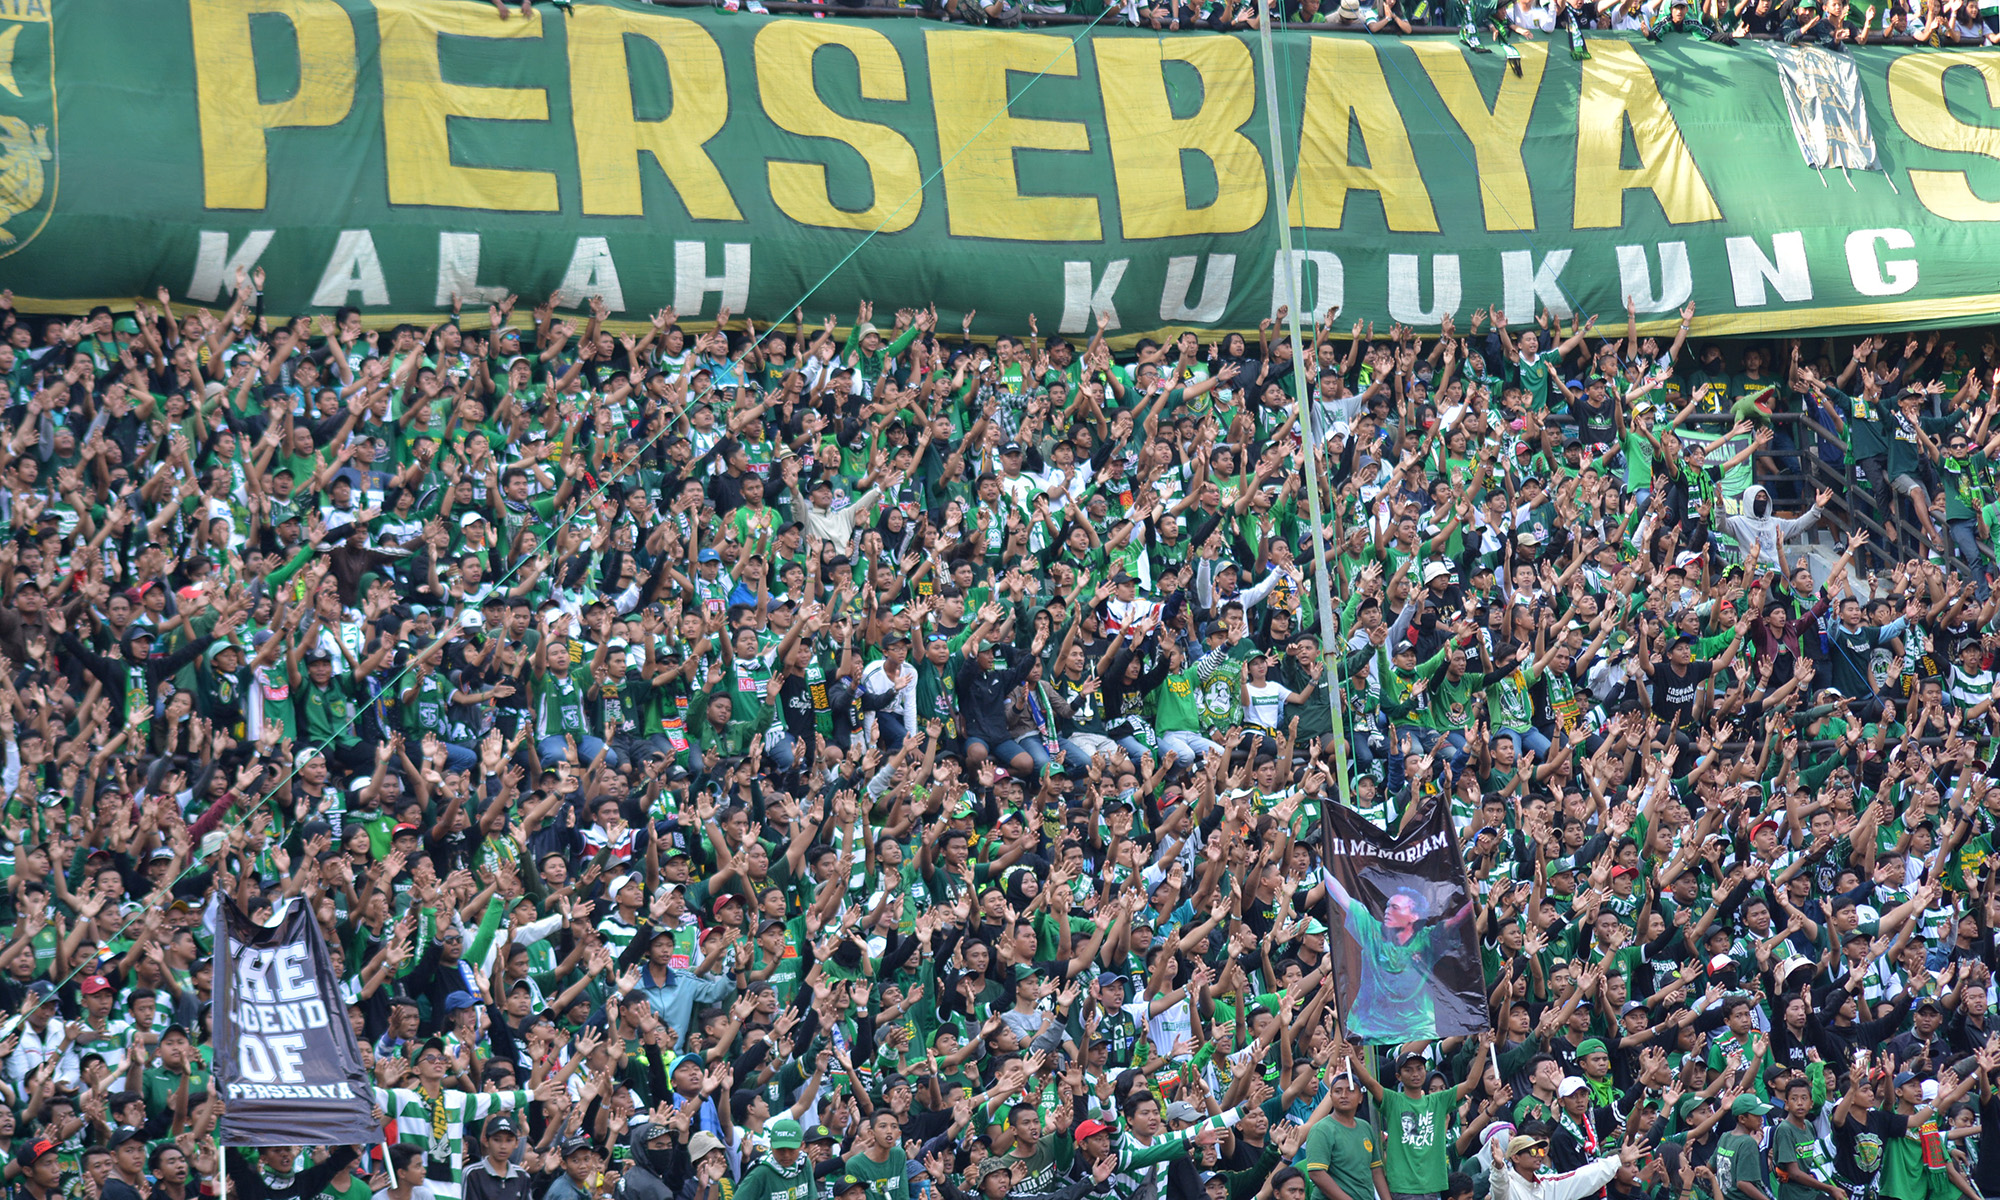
[588,0,2000,49]
[0,265,1998,1200]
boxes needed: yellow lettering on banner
[758,23,921,233]
[1408,40,1543,233]
[1096,38,1265,239]
[1888,52,2000,221]
[189,0,356,210]
[926,30,1099,241]
[569,8,741,221]
[1572,41,1719,229]
[374,0,556,212]
[1286,39,1438,233]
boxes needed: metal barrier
[1536,409,1931,572]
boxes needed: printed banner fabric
[1320,799,1488,1045]
[5,1,2000,336]
[1769,44,1884,173]
[214,899,383,1147]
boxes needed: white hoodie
[1719,484,1822,569]
[1490,1154,1624,1200]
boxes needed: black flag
[214,899,381,1147]
[1320,799,1489,1044]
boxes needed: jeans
[1440,729,1470,772]
[437,741,479,773]
[1762,424,1804,503]
[993,737,1055,772]
[876,711,907,751]
[538,735,620,768]
[1948,518,1991,598]
[1159,730,1222,767]
[611,732,673,766]
[1495,726,1553,760]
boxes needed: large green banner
[6,0,2000,337]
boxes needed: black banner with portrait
[1320,799,1489,1045]
[214,899,382,1146]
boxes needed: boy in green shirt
[1714,1094,1777,1200]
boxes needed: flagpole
[1256,0,1351,814]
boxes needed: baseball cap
[79,975,112,995]
[1075,1119,1114,1140]
[1163,1100,1203,1123]
[1557,1077,1588,1098]
[485,1116,518,1137]
[768,1117,804,1150]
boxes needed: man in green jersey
[1352,1043,1487,1200]
[1298,1073,1386,1200]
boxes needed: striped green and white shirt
[375,1085,528,1199]
[1108,1105,1244,1200]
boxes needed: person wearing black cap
[49,605,238,740]
[544,1137,603,1200]
[462,1117,531,1200]
[101,1126,151,1200]
[1638,617,1748,749]
[1881,996,1951,1067]
[14,1138,62,1200]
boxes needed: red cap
[79,975,112,995]
[1611,865,1639,879]
[392,823,421,836]
[1074,1119,1114,1140]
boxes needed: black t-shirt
[1573,391,1617,446]
[779,672,816,738]
[1832,1105,1906,1185]
[1649,659,1712,731]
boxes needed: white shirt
[861,658,918,736]
[6,1017,75,1089]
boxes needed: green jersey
[533,671,589,740]
[1299,1116,1381,1200]
[300,675,362,750]
[737,1155,815,1200]
[1196,642,1257,729]
[1772,1118,1835,1200]
[1379,1089,1456,1195]
[1715,1130,1771,1200]
[843,1148,910,1200]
